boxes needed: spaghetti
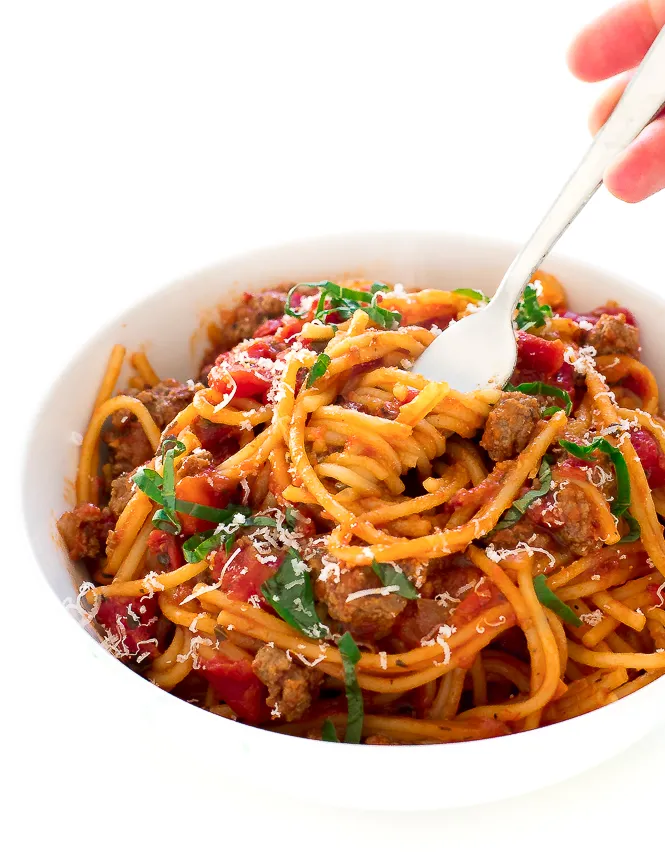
[57,273,665,744]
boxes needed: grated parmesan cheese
[346,585,400,602]
[580,610,603,627]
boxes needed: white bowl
[21,231,665,810]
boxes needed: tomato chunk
[210,541,283,605]
[146,530,183,571]
[197,653,269,724]
[630,428,665,489]
[96,595,161,661]
[208,364,272,399]
[175,469,231,535]
[191,418,240,462]
[516,331,565,376]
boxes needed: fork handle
[491,26,665,315]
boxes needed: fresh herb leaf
[494,459,552,531]
[559,438,631,517]
[285,507,298,529]
[453,288,489,303]
[133,467,165,505]
[285,280,401,330]
[338,631,364,744]
[182,509,273,561]
[285,281,339,318]
[249,516,279,528]
[172,499,244,524]
[505,381,572,417]
[618,512,641,543]
[261,549,329,639]
[533,574,582,627]
[151,507,181,534]
[182,529,220,563]
[321,718,339,743]
[214,624,227,642]
[307,353,331,388]
[515,284,553,331]
[371,560,419,599]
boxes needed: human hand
[567,0,665,202]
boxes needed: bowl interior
[21,231,665,809]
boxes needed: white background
[4,1,665,857]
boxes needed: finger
[567,0,665,82]
[588,72,633,134]
[604,115,665,202]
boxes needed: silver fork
[412,27,665,392]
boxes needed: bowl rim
[20,228,665,761]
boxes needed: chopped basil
[151,507,181,534]
[618,512,641,543]
[307,353,331,388]
[371,561,419,599]
[494,459,552,531]
[515,284,553,331]
[214,624,227,642]
[261,549,329,639]
[559,438,631,517]
[505,381,572,417]
[453,288,489,303]
[134,437,186,534]
[132,467,166,505]
[182,529,220,563]
[285,507,298,529]
[285,281,401,330]
[339,632,364,744]
[533,574,582,627]
[321,718,339,743]
[182,509,276,561]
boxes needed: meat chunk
[484,517,556,553]
[176,448,213,479]
[137,379,201,428]
[529,483,602,556]
[583,313,640,358]
[215,291,288,353]
[103,418,154,480]
[57,503,114,561]
[108,470,136,518]
[252,645,323,721]
[102,379,199,480]
[481,392,540,462]
[314,564,407,640]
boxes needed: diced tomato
[630,428,665,489]
[253,318,282,338]
[197,653,269,724]
[210,542,283,605]
[244,340,280,361]
[453,580,503,627]
[96,595,161,661]
[146,530,183,571]
[516,331,565,376]
[208,364,272,399]
[191,418,240,462]
[551,362,576,398]
[175,469,231,535]
[277,318,305,342]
